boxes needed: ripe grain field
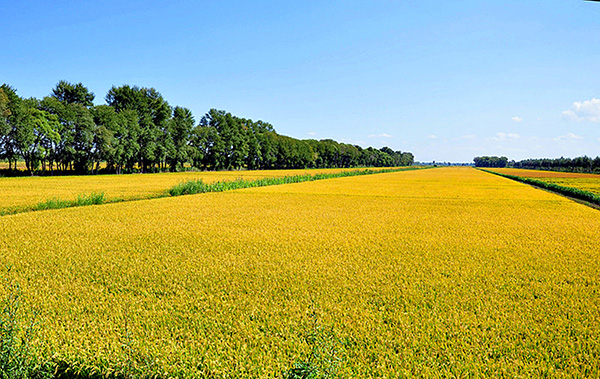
[489,168,600,196]
[0,167,599,377]
[0,168,370,214]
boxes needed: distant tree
[106,85,171,172]
[400,152,414,166]
[198,109,250,170]
[593,156,600,173]
[11,98,61,173]
[339,143,360,168]
[51,80,95,107]
[0,85,21,169]
[0,87,12,165]
[2,81,418,175]
[167,106,195,171]
[258,131,278,169]
[91,105,120,173]
[473,156,508,168]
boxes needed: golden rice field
[1,167,599,377]
[489,168,600,196]
[0,168,367,213]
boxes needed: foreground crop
[0,167,599,377]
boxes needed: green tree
[199,109,249,170]
[11,98,61,173]
[167,106,195,171]
[106,85,171,172]
[0,88,12,167]
[51,80,95,107]
[0,85,21,169]
[40,95,96,173]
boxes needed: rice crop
[168,167,421,196]
[0,168,381,214]
[486,168,600,200]
[489,168,600,179]
[0,167,599,377]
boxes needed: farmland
[488,168,600,196]
[0,168,379,214]
[1,167,599,377]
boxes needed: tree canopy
[0,81,414,175]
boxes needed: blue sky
[2,0,599,162]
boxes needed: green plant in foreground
[283,306,341,379]
[0,268,49,379]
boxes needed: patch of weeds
[283,305,342,379]
[168,179,207,196]
[32,193,106,212]
[0,267,51,379]
[74,193,106,206]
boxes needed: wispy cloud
[368,133,392,138]
[562,98,600,122]
[553,133,583,141]
[511,116,523,122]
[489,132,520,141]
[427,134,437,139]
[307,132,316,136]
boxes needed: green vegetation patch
[168,167,426,197]
[33,193,107,212]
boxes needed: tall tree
[106,85,171,172]
[199,109,250,170]
[0,85,21,169]
[167,106,194,171]
[51,80,95,107]
[10,98,60,173]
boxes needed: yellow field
[489,168,600,195]
[0,168,368,213]
[0,167,599,377]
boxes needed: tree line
[474,155,600,173]
[511,156,600,173]
[473,156,508,168]
[0,82,414,175]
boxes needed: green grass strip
[480,169,600,207]
[168,167,425,197]
[32,193,107,212]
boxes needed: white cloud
[562,98,600,122]
[368,133,392,138]
[511,116,523,122]
[427,134,437,139]
[553,133,583,141]
[459,134,476,140]
[307,132,316,136]
[489,132,520,141]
